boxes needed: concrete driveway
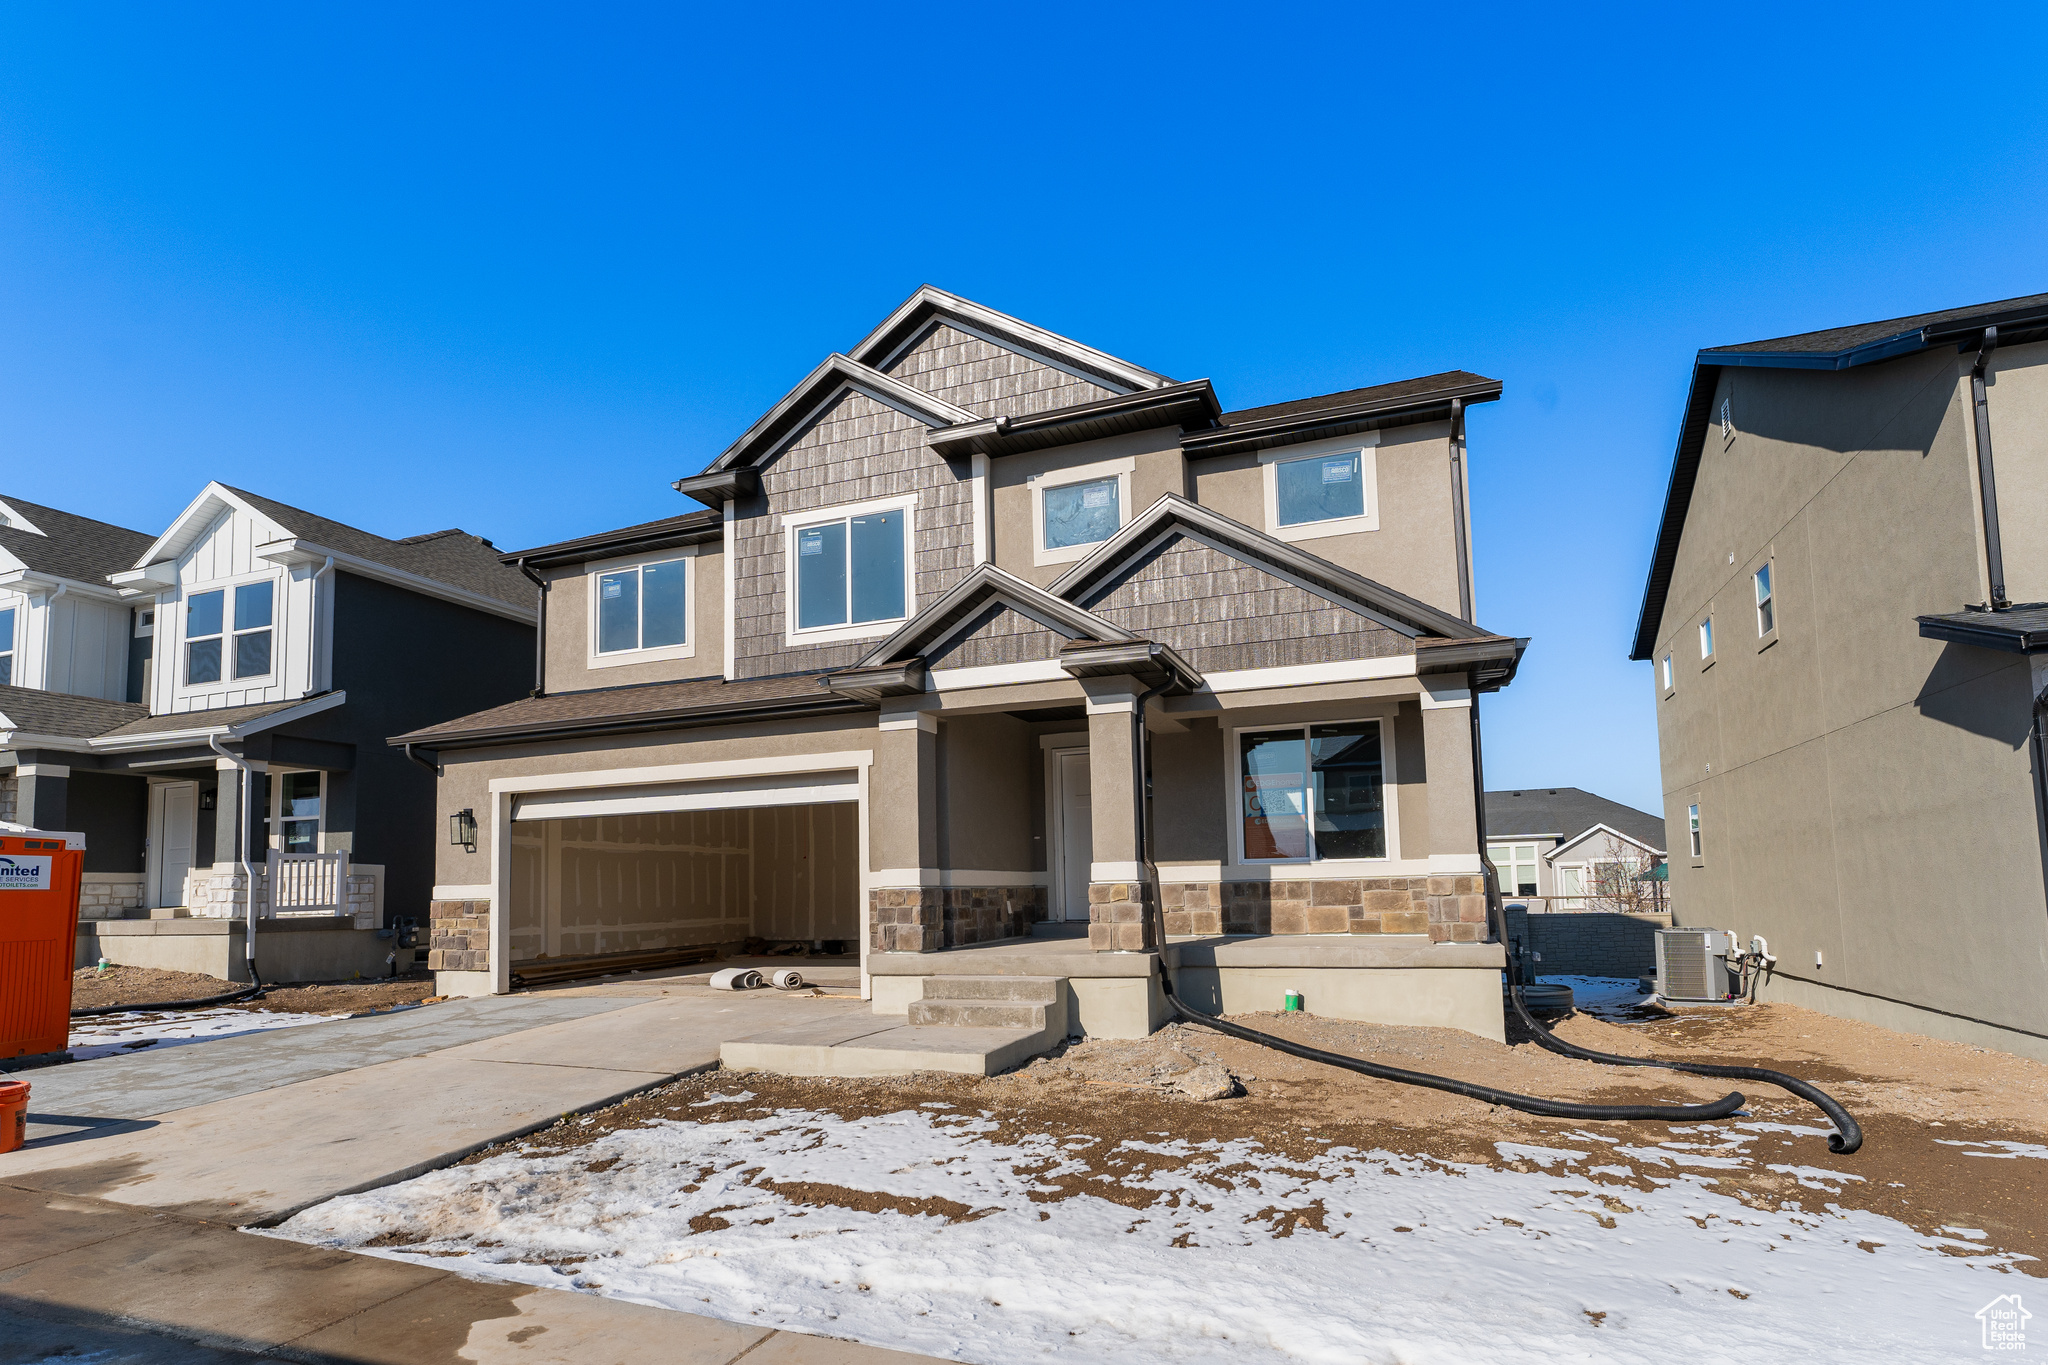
[2,969,934,1364]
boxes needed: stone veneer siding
[1088,881,1157,952]
[1162,876,1490,943]
[78,874,146,922]
[0,774,15,825]
[870,886,1047,954]
[429,899,491,971]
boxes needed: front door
[154,781,197,908]
[1055,750,1092,921]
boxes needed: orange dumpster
[0,826,86,1064]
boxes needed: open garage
[503,772,861,972]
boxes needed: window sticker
[798,530,824,556]
[1323,460,1354,482]
[1081,485,1112,508]
[602,581,623,599]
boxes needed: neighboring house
[1632,290,2048,1061]
[399,286,1528,1042]
[0,483,534,972]
[0,494,157,702]
[1482,787,1665,909]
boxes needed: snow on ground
[67,1007,337,1060]
[1538,974,1651,1020]
[271,1103,2027,1364]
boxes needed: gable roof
[126,483,533,620]
[1484,787,1665,852]
[851,564,1139,668]
[1631,291,2048,660]
[849,285,1174,395]
[0,495,155,593]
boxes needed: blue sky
[3,4,2044,815]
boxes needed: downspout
[1466,671,1503,930]
[1131,673,1172,888]
[41,582,67,687]
[1971,326,2008,610]
[209,732,264,991]
[1446,399,1474,620]
[305,556,334,697]
[516,558,547,698]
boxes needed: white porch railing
[267,850,351,916]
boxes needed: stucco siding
[540,544,723,691]
[1077,531,1414,673]
[1978,341,2048,603]
[732,389,973,679]
[882,321,1116,418]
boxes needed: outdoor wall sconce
[450,808,477,852]
[200,790,216,811]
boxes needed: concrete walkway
[3,973,935,1363]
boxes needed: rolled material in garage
[771,969,805,990]
[710,968,764,991]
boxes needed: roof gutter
[387,692,870,753]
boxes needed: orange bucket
[0,1079,27,1154]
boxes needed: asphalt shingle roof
[0,497,156,586]
[95,697,311,739]
[0,685,149,740]
[1704,291,2048,357]
[394,674,848,745]
[1484,787,1666,853]
[224,487,533,610]
[1215,371,1499,427]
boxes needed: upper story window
[1754,563,1775,638]
[1698,616,1714,662]
[588,553,693,668]
[1688,803,1703,859]
[1259,435,1379,543]
[185,579,274,686]
[0,606,13,685]
[1488,843,1540,897]
[1238,720,1386,863]
[784,493,915,644]
[1031,458,1132,565]
[1661,653,1673,693]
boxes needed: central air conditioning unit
[1656,928,1732,1001]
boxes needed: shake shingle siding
[927,602,1064,670]
[733,389,974,679]
[1080,533,1413,673]
[883,323,1116,418]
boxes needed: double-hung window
[1488,844,1540,897]
[1754,563,1775,637]
[593,556,689,661]
[1031,459,1132,565]
[788,497,912,639]
[185,581,274,685]
[1688,804,1702,859]
[0,605,14,685]
[1239,721,1386,862]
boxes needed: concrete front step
[907,999,1046,1030]
[721,1015,1052,1078]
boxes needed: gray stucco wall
[1650,349,2048,1048]
[540,543,724,691]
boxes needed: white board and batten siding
[152,505,331,715]
[0,584,130,701]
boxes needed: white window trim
[1754,560,1777,646]
[267,767,329,854]
[1227,716,1397,866]
[1488,842,1541,896]
[1660,652,1674,695]
[1260,433,1380,543]
[0,599,16,682]
[586,548,697,670]
[1029,456,1136,566]
[1698,615,1715,666]
[177,570,282,696]
[1688,802,1702,861]
[780,491,919,646]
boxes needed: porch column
[1420,683,1487,943]
[15,761,70,831]
[871,709,940,953]
[1084,682,1156,952]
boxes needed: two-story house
[0,482,535,979]
[398,287,1527,1043]
[1632,291,2048,1062]
[1483,787,1666,909]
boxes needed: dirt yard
[486,988,2048,1274]
[70,964,435,1015]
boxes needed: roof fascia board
[853,563,1135,667]
[1699,330,1930,371]
[704,355,977,476]
[0,499,50,537]
[502,517,724,569]
[1050,495,1481,641]
[1916,614,2048,653]
[254,540,537,624]
[929,381,1222,459]
[387,693,869,752]
[0,731,98,754]
[1628,364,1723,661]
[1548,822,1666,860]
[88,690,348,753]
[0,570,130,602]
[851,286,1172,393]
[130,482,259,572]
[1185,379,1504,455]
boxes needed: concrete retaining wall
[1503,907,1671,979]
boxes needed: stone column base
[428,898,491,971]
[870,888,942,953]
[1088,881,1157,952]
